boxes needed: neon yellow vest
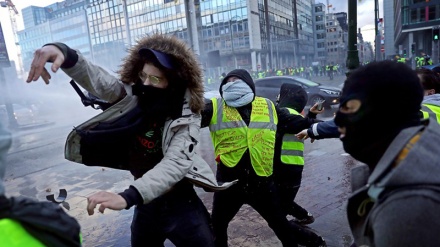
[280,108,305,165]
[421,104,440,124]
[0,219,45,247]
[209,97,278,176]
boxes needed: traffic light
[403,49,407,57]
[434,28,440,41]
[411,43,415,54]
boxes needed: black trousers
[131,181,214,247]
[211,167,321,247]
[274,164,310,219]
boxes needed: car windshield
[293,77,320,87]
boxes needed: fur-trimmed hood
[118,34,204,114]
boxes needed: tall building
[18,0,91,72]
[18,0,318,75]
[295,0,315,66]
[394,0,440,65]
[22,6,52,29]
[357,28,374,64]
[383,0,394,59]
[17,22,52,72]
[86,0,130,70]
[325,12,346,66]
[312,2,326,64]
[334,12,347,32]
[199,0,300,73]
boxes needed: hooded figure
[336,61,440,246]
[25,33,234,247]
[201,72,326,247]
[273,83,320,226]
[335,61,423,168]
[0,123,82,246]
[219,69,256,108]
[277,83,308,113]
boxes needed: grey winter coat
[347,119,440,246]
[61,35,234,204]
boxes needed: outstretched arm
[26,45,65,84]
[296,119,340,141]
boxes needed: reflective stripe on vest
[0,219,45,247]
[421,104,440,124]
[209,97,278,176]
[281,108,305,165]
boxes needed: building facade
[394,0,440,65]
[18,0,321,76]
[312,2,326,64]
[295,0,315,66]
[383,0,394,59]
[325,12,346,66]
[18,0,91,72]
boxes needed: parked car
[254,76,341,115]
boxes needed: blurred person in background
[26,33,234,247]
[0,122,82,247]
[416,68,440,123]
[335,61,440,246]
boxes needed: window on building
[428,6,436,20]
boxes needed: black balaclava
[277,83,308,112]
[334,61,423,168]
[219,69,256,99]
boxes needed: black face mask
[334,104,398,167]
[132,84,173,118]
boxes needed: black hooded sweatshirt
[273,83,321,167]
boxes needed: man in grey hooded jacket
[26,34,233,247]
[335,61,440,246]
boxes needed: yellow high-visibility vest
[0,219,45,247]
[209,97,278,176]
[421,104,440,124]
[280,108,305,165]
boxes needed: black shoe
[291,212,315,225]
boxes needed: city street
[3,74,358,247]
